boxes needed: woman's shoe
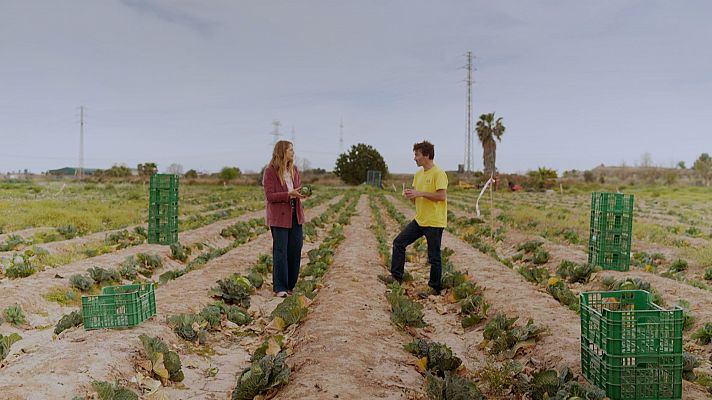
[287,290,293,295]
[275,291,288,298]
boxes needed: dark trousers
[390,220,443,290]
[271,209,303,293]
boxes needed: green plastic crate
[150,174,179,190]
[591,192,635,214]
[82,283,156,330]
[580,290,683,400]
[149,190,179,204]
[148,183,179,245]
[588,192,634,271]
[148,211,178,226]
[148,229,178,245]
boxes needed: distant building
[47,167,99,176]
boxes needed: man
[379,141,448,297]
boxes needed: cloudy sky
[1,1,710,174]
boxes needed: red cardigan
[262,165,305,228]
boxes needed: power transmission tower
[78,106,85,180]
[271,120,281,145]
[339,117,344,153]
[466,52,472,173]
[291,126,296,144]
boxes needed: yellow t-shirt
[413,165,448,227]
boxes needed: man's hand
[404,189,447,202]
[404,188,419,200]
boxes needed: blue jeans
[270,209,303,293]
[390,220,443,291]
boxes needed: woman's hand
[289,188,306,199]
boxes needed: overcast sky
[1,1,711,174]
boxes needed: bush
[531,248,550,265]
[5,255,36,278]
[333,143,388,185]
[91,381,138,400]
[4,304,26,325]
[705,267,712,281]
[87,267,121,285]
[669,259,689,273]
[55,311,83,335]
[557,260,596,284]
[70,274,95,292]
[169,242,191,263]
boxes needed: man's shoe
[378,274,402,285]
[417,287,441,299]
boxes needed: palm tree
[476,113,506,178]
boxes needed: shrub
[333,143,389,185]
[55,311,83,335]
[4,304,26,325]
[87,267,121,285]
[70,274,95,292]
[5,255,36,278]
[1,333,23,361]
[169,242,191,263]
[531,248,550,265]
[138,334,184,383]
[231,351,290,400]
[692,323,712,345]
[557,260,596,284]
[404,339,462,375]
[669,259,689,273]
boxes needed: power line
[339,117,344,153]
[465,51,474,173]
[77,106,85,180]
[270,120,281,145]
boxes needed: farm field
[1,182,712,399]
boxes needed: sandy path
[374,195,486,373]
[0,198,337,400]
[272,195,425,400]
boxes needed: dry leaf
[152,353,170,381]
[416,356,428,372]
[146,388,172,400]
[265,338,281,356]
[138,360,153,373]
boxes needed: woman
[262,140,307,297]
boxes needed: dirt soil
[0,199,337,400]
[273,196,425,400]
[2,192,711,399]
[445,196,712,399]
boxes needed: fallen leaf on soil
[146,388,171,400]
[266,337,281,356]
[416,356,428,372]
[132,374,161,393]
[151,353,170,381]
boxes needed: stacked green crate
[148,174,179,244]
[588,192,634,271]
[580,290,683,400]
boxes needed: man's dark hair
[413,141,435,160]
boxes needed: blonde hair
[270,140,294,185]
